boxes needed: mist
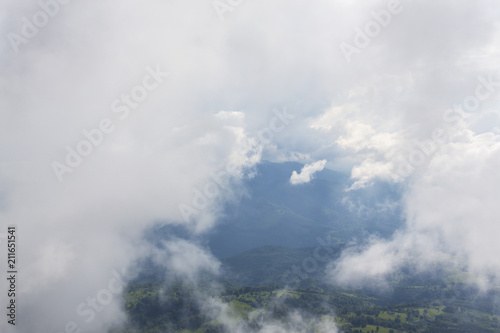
[1,0,499,332]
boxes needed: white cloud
[203,297,339,333]
[331,129,500,290]
[290,159,327,185]
[1,0,500,331]
[152,239,220,282]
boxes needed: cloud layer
[0,0,499,332]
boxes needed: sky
[0,0,500,332]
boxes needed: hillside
[119,243,500,332]
[221,245,340,287]
[148,161,404,258]
[209,161,403,257]
[115,278,500,333]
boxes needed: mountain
[221,245,340,287]
[147,161,403,258]
[207,161,403,257]
[122,162,500,333]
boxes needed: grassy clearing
[378,311,407,322]
[357,324,399,333]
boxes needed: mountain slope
[221,244,344,288]
[148,161,403,258]
[208,161,403,257]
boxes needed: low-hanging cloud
[290,159,327,185]
[330,118,500,290]
[1,0,500,332]
[202,293,339,333]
